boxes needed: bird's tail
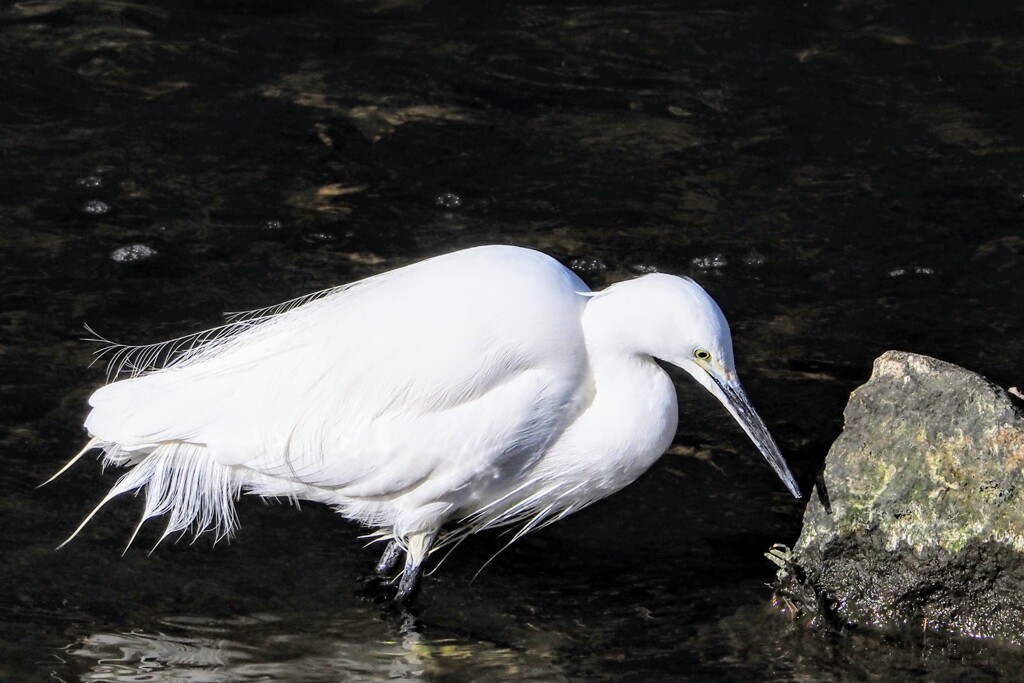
[56,441,243,551]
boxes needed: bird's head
[587,273,801,498]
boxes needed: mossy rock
[774,351,1024,643]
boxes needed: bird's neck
[580,286,648,359]
[576,294,679,478]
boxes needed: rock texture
[773,351,1024,643]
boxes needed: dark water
[2,0,1023,680]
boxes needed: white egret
[52,245,800,601]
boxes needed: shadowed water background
[2,0,1023,680]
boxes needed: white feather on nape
[59,441,244,551]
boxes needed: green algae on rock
[772,351,1024,642]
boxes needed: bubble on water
[303,231,336,244]
[631,264,659,274]
[569,257,607,273]
[83,199,109,215]
[262,219,284,230]
[111,244,157,263]
[889,266,935,278]
[691,254,727,270]
[76,175,103,189]
[435,192,463,209]
[742,253,766,267]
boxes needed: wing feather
[85,246,591,506]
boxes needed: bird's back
[84,246,593,509]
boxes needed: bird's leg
[395,530,436,603]
[376,539,402,575]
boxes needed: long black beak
[711,376,801,498]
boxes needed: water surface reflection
[66,611,567,681]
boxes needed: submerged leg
[376,539,402,575]
[396,530,437,603]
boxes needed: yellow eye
[694,348,712,361]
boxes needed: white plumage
[55,245,799,600]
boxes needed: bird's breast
[532,356,678,497]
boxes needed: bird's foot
[375,539,402,575]
[395,571,419,604]
[395,530,436,604]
